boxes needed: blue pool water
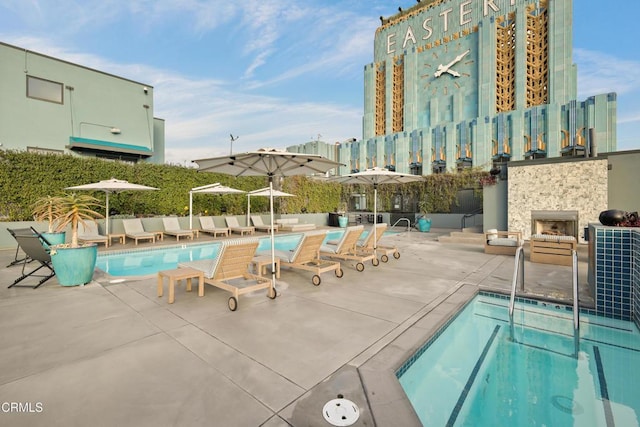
[96,230,349,277]
[398,293,640,427]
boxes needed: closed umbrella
[188,183,245,229]
[193,148,343,289]
[331,167,423,260]
[66,178,158,235]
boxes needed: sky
[1,0,639,166]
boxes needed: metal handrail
[572,249,580,358]
[461,207,483,229]
[391,218,411,231]
[508,245,525,318]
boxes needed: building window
[27,76,63,104]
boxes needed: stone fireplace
[531,210,579,239]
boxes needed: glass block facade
[588,224,640,327]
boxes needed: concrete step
[438,231,485,245]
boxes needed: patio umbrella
[188,183,245,229]
[246,187,295,225]
[66,178,158,235]
[330,167,423,260]
[193,148,343,288]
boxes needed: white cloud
[575,48,640,98]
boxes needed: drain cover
[322,398,360,426]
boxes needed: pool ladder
[508,248,580,358]
[391,218,412,232]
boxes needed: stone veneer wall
[508,159,609,243]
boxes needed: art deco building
[289,0,616,176]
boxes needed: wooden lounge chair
[198,216,229,237]
[225,216,255,236]
[484,230,522,256]
[179,238,275,311]
[162,217,195,241]
[357,223,399,262]
[78,221,109,248]
[261,230,343,286]
[122,219,156,245]
[8,234,56,288]
[319,225,376,272]
[251,215,278,233]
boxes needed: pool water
[398,293,640,427]
[96,230,350,277]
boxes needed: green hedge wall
[0,150,491,220]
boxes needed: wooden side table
[109,233,126,245]
[157,267,204,304]
[251,256,280,279]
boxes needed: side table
[157,267,204,304]
[251,256,280,279]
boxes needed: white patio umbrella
[246,187,295,225]
[330,167,423,260]
[188,183,246,229]
[66,178,158,235]
[193,148,343,288]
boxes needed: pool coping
[355,283,616,425]
[357,282,480,426]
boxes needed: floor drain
[322,398,360,426]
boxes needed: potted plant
[32,195,66,245]
[45,193,104,286]
[417,201,432,232]
[337,201,349,228]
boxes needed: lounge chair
[261,230,343,286]
[251,215,278,233]
[179,238,275,311]
[162,217,195,241]
[198,216,229,237]
[122,218,156,245]
[357,223,399,262]
[225,216,255,236]
[8,234,56,288]
[6,227,40,267]
[319,225,376,272]
[78,221,109,248]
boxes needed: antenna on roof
[230,134,239,154]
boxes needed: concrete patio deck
[0,228,590,426]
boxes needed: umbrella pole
[373,184,377,260]
[189,191,193,229]
[105,193,110,236]
[247,195,251,227]
[269,178,277,291]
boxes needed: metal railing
[461,207,483,229]
[508,246,525,341]
[391,218,411,232]
[508,246,581,358]
[572,249,580,358]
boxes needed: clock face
[421,38,476,98]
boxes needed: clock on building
[421,37,476,98]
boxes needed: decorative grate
[375,62,386,136]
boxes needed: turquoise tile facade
[588,224,640,327]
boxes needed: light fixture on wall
[143,87,148,94]
[110,127,121,134]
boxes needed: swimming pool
[96,230,349,277]
[397,292,640,427]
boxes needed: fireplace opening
[531,210,579,239]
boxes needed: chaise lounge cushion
[275,218,315,232]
